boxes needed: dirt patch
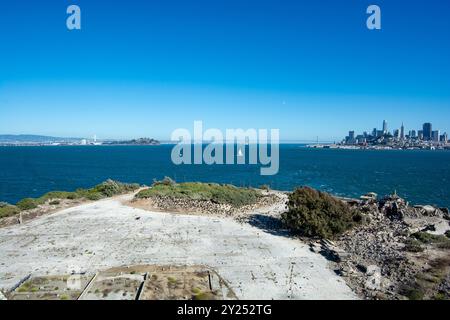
[7,275,92,300]
[5,265,236,300]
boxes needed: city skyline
[344,120,448,146]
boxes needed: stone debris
[331,192,450,299]
[131,191,283,219]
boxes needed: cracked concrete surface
[0,194,357,299]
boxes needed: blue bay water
[0,145,449,208]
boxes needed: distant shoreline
[306,144,450,151]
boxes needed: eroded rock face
[132,192,282,218]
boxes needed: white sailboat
[238,147,244,157]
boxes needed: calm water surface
[0,145,449,208]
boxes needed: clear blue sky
[0,0,449,141]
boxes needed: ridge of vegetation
[0,180,140,218]
[135,178,262,208]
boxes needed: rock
[334,192,450,300]
[421,224,436,232]
[356,264,368,273]
[421,205,437,216]
[365,265,382,291]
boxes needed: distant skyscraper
[423,123,432,140]
[382,120,388,134]
[432,130,440,142]
[346,131,356,145]
[400,123,405,140]
[411,130,416,138]
[394,129,400,139]
[418,130,424,140]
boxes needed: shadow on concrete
[246,214,291,237]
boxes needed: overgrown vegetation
[0,202,20,218]
[281,187,364,239]
[411,231,450,249]
[400,232,450,300]
[16,198,39,210]
[74,180,140,200]
[404,238,425,253]
[135,179,261,208]
[400,256,450,300]
[0,180,140,219]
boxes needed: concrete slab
[0,196,357,300]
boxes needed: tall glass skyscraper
[382,120,388,134]
[423,123,432,140]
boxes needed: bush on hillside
[40,191,80,202]
[10,180,140,213]
[411,232,450,249]
[152,176,176,187]
[76,180,140,200]
[16,198,39,211]
[0,204,20,218]
[281,187,363,239]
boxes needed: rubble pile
[327,192,450,299]
[135,192,281,217]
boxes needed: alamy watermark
[170,121,280,176]
[367,5,381,30]
[65,4,381,31]
[66,5,81,30]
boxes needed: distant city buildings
[343,120,449,150]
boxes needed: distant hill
[0,135,82,143]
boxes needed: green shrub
[66,193,79,200]
[72,180,139,201]
[49,200,60,206]
[404,287,425,300]
[193,292,215,300]
[412,232,450,245]
[90,179,140,198]
[404,238,424,253]
[11,180,140,212]
[0,204,20,218]
[281,187,363,239]
[152,176,176,187]
[92,180,123,197]
[85,191,104,201]
[136,182,261,208]
[16,198,39,211]
[40,191,79,202]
